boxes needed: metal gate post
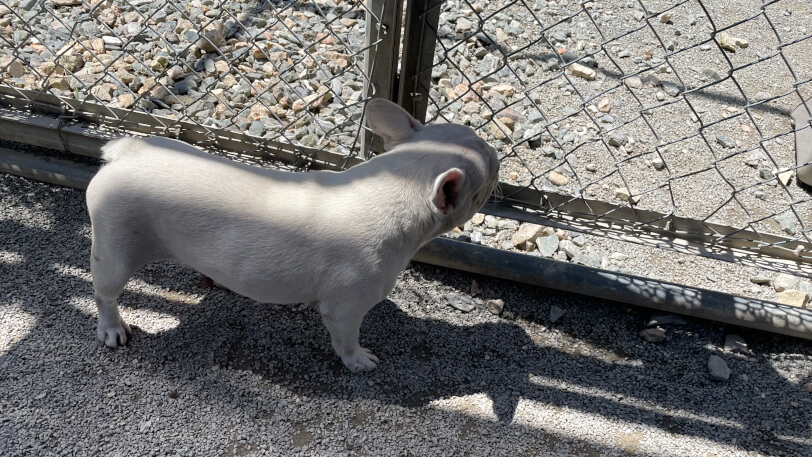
[362,0,404,158]
[398,0,442,123]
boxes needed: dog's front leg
[319,301,379,373]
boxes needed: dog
[85,98,499,372]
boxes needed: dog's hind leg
[90,229,148,348]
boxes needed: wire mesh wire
[408,0,811,254]
[0,0,380,164]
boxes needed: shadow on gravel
[1,174,811,456]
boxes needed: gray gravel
[3,172,812,456]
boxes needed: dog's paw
[341,347,379,373]
[97,320,132,348]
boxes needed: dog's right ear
[364,99,423,150]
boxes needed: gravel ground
[3,170,812,456]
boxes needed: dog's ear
[365,99,422,150]
[431,168,465,215]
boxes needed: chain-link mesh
[0,0,386,166]
[407,0,811,257]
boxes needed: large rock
[486,299,505,315]
[512,223,544,250]
[536,234,559,257]
[774,273,799,292]
[777,290,809,308]
[559,240,580,259]
[198,23,227,54]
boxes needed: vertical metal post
[398,0,442,123]
[363,0,404,157]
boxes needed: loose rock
[777,290,809,308]
[549,305,566,323]
[724,334,749,354]
[718,32,747,52]
[750,275,771,285]
[570,63,596,80]
[774,273,799,292]
[647,314,687,326]
[775,212,797,235]
[640,328,666,343]
[536,234,559,257]
[661,81,680,97]
[512,223,544,250]
[613,187,640,204]
[547,171,569,187]
[708,355,731,381]
[444,293,476,312]
[486,299,505,316]
[773,168,793,186]
[716,135,736,149]
[559,240,580,259]
[608,132,629,147]
[625,76,643,89]
[470,280,481,297]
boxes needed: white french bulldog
[85,99,499,372]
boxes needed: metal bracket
[56,105,79,153]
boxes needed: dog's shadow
[124,275,536,423]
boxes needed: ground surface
[2,173,812,456]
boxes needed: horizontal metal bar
[0,87,365,171]
[484,201,812,278]
[0,147,97,190]
[414,238,812,340]
[0,109,118,157]
[496,183,812,264]
[2,151,809,341]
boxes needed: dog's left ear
[365,99,422,150]
[432,168,465,215]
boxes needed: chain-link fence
[401,0,812,264]
[0,0,810,269]
[0,0,395,168]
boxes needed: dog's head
[365,99,500,231]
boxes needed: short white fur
[86,99,499,372]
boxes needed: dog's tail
[100,137,141,162]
